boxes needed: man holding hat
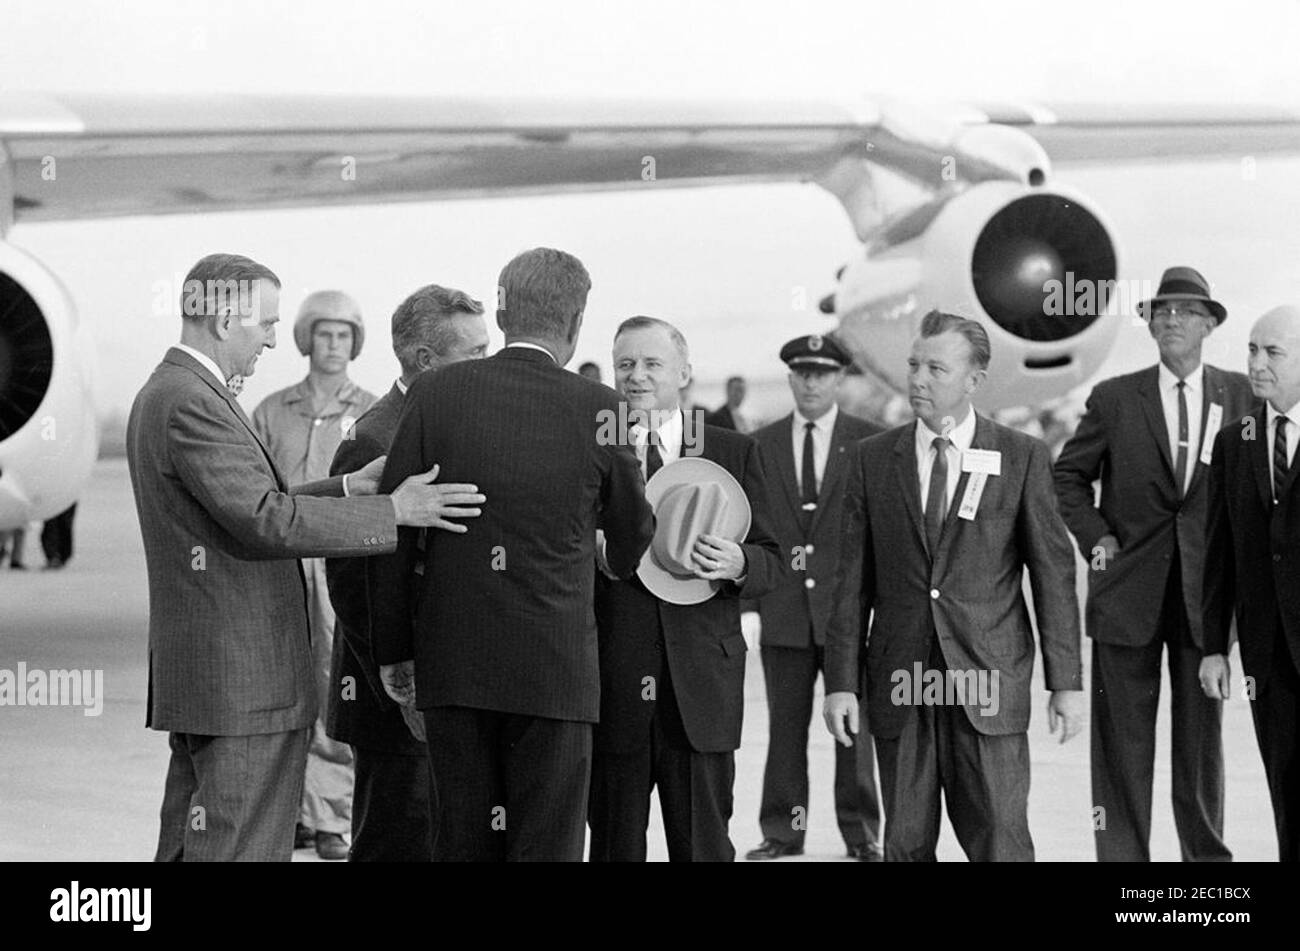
[1055,266,1252,862]
[252,289,378,860]
[588,316,784,862]
[744,334,883,861]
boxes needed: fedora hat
[637,457,752,605]
[1136,266,1227,324]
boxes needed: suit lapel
[893,423,928,556]
[769,414,802,522]
[1185,366,1219,498]
[1137,366,1176,485]
[933,413,994,562]
[808,413,851,537]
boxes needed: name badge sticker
[1200,403,1224,466]
[961,449,1002,476]
[958,471,989,520]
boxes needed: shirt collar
[395,377,409,395]
[175,343,228,389]
[1265,400,1300,429]
[283,377,364,406]
[631,406,684,455]
[916,406,977,454]
[505,341,558,363]
[1158,361,1204,395]
[794,402,838,435]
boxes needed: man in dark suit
[1055,266,1252,862]
[325,283,490,861]
[127,253,478,861]
[824,309,1084,862]
[705,375,750,432]
[1202,303,1300,862]
[588,316,784,861]
[744,334,883,862]
[372,248,655,862]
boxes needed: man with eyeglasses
[1055,266,1254,862]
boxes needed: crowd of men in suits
[126,250,1299,862]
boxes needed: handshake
[346,456,486,531]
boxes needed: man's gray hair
[614,315,690,364]
[497,248,591,342]
[919,309,991,370]
[391,284,484,372]
[179,253,280,321]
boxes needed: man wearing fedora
[824,309,1083,861]
[252,289,378,860]
[744,334,883,862]
[1055,266,1252,862]
[588,316,784,862]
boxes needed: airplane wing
[3,92,1299,235]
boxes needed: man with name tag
[1055,266,1252,862]
[1202,304,1300,862]
[823,309,1083,861]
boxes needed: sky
[3,0,1300,422]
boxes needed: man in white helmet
[252,290,378,859]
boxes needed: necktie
[801,421,818,522]
[1174,380,1189,497]
[645,430,664,482]
[925,436,949,556]
[1274,416,1289,504]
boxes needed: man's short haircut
[919,309,991,370]
[390,284,485,371]
[613,315,691,364]
[180,253,280,321]
[726,376,745,387]
[497,248,591,341]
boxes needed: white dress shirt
[631,407,684,479]
[395,377,409,395]
[916,408,977,514]
[505,341,558,363]
[175,343,227,389]
[792,402,838,494]
[1266,399,1300,495]
[1157,362,1204,495]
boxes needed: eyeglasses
[1150,304,1211,323]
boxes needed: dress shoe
[846,842,883,862]
[294,823,315,849]
[745,838,803,860]
[315,832,348,861]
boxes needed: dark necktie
[1174,380,1189,497]
[925,436,949,556]
[1274,415,1289,504]
[645,430,664,482]
[801,421,818,503]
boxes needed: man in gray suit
[823,309,1084,861]
[127,252,484,862]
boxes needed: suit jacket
[126,348,397,736]
[824,414,1082,739]
[325,382,425,754]
[705,405,739,431]
[371,347,655,722]
[594,417,785,754]
[749,410,881,647]
[1203,407,1300,689]
[1055,364,1254,648]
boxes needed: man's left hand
[380,660,416,707]
[348,455,387,496]
[691,534,745,581]
[1047,689,1085,744]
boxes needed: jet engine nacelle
[833,181,1122,412]
[0,242,98,530]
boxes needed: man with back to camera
[588,316,783,862]
[823,309,1084,861]
[370,248,655,861]
[252,289,377,860]
[1202,304,1300,862]
[1055,267,1252,862]
[325,283,490,861]
[744,333,883,862]
[127,252,483,861]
